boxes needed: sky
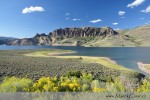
[0,0,150,38]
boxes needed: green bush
[106,77,125,92]
[65,70,82,78]
[0,77,33,92]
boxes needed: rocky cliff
[10,27,120,46]
[49,27,118,37]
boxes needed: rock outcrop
[49,27,118,37]
[9,27,120,46]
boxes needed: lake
[0,45,150,75]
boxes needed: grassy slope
[125,25,150,46]
[83,35,136,47]
[53,35,137,47]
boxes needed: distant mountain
[0,36,17,40]
[0,36,18,45]
[5,25,150,47]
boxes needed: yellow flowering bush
[92,87,107,92]
[137,80,150,92]
[31,77,60,92]
[60,77,81,92]
[0,77,33,92]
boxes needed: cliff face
[10,27,120,46]
[49,27,118,37]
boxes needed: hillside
[3,25,150,47]
[0,36,17,40]
[0,36,17,45]
[124,25,150,46]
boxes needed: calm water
[0,45,150,75]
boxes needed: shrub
[91,80,100,88]
[137,80,150,92]
[92,87,107,92]
[60,77,81,92]
[0,77,33,92]
[31,77,59,92]
[106,78,125,92]
[65,70,82,78]
[81,83,90,92]
[99,76,113,82]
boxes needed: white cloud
[66,13,70,15]
[118,11,126,16]
[145,23,149,24]
[148,21,150,22]
[114,28,120,30]
[140,18,145,19]
[112,23,119,25]
[66,18,70,20]
[73,18,81,21]
[127,0,145,8]
[121,17,125,18]
[141,6,150,13]
[89,19,102,23]
[22,6,45,14]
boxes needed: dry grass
[23,49,76,57]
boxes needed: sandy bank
[48,51,76,56]
[138,62,150,74]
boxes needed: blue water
[0,45,150,75]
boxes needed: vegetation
[0,49,146,93]
[0,49,143,82]
[0,71,149,92]
[0,77,33,92]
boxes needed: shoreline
[48,51,76,56]
[137,62,150,74]
[49,55,131,71]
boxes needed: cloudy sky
[0,0,150,38]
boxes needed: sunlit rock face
[49,27,118,38]
[8,27,120,46]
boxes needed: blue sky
[0,0,150,38]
